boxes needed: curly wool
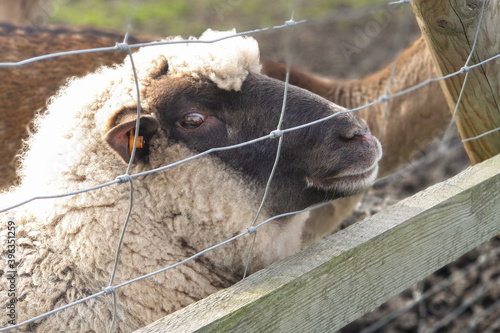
[130,28,262,91]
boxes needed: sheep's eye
[178,113,206,129]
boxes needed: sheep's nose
[337,120,379,146]
[340,126,369,140]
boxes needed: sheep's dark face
[106,73,382,216]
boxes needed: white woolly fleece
[132,29,262,91]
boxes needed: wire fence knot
[379,95,390,103]
[460,66,470,73]
[248,226,257,234]
[115,42,131,53]
[270,129,284,139]
[116,174,133,183]
[285,19,298,27]
[102,286,115,295]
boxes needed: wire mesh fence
[0,0,499,332]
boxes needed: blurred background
[2,0,418,78]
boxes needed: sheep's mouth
[305,164,379,193]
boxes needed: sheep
[0,29,382,332]
[261,36,451,245]
[0,25,442,193]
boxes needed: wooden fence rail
[136,153,500,333]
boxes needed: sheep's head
[103,30,382,216]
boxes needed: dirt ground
[255,4,499,332]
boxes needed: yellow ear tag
[129,129,144,155]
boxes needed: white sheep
[0,29,382,332]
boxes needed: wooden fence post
[410,0,500,164]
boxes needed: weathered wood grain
[411,0,500,164]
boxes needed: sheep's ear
[104,115,159,163]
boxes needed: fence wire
[0,1,499,332]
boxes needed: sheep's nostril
[339,126,377,145]
[339,126,370,141]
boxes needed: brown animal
[261,36,450,244]
[0,23,149,189]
